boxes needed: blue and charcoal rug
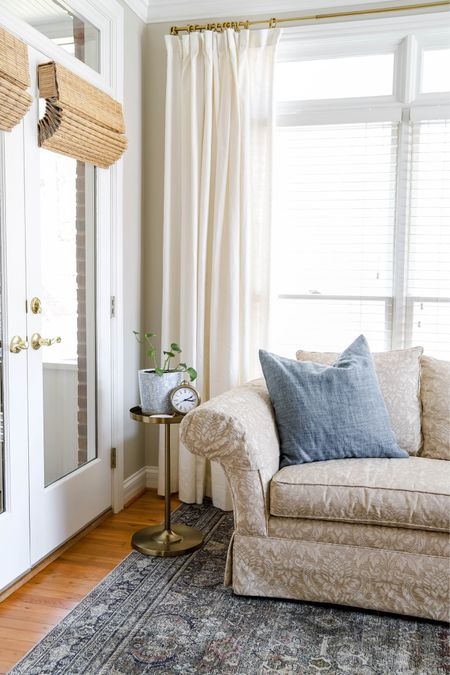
[10,503,449,674]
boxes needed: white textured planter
[138,370,184,415]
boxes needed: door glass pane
[276,53,394,101]
[40,150,97,487]
[0,0,100,72]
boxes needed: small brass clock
[170,380,201,415]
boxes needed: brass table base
[129,408,205,558]
[131,524,204,557]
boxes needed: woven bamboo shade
[38,62,127,168]
[0,26,32,131]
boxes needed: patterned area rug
[10,503,449,674]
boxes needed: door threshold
[0,507,113,603]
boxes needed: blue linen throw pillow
[259,335,408,467]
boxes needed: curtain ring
[269,18,277,28]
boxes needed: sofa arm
[180,379,280,471]
[180,379,280,536]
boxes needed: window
[421,48,450,93]
[272,122,397,355]
[276,53,395,101]
[271,21,450,360]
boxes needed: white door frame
[0,0,125,516]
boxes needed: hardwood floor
[0,490,180,674]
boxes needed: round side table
[129,406,204,557]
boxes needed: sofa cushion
[296,346,423,456]
[260,336,407,467]
[267,517,450,557]
[420,356,450,460]
[270,457,450,532]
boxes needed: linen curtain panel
[160,28,280,510]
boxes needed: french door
[0,46,112,590]
[0,127,30,589]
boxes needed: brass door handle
[10,335,29,353]
[31,333,62,350]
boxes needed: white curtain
[160,28,281,510]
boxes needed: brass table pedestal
[129,407,204,557]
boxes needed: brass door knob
[10,335,29,354]
[31,333,62,350]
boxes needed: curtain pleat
[161,28,280,510]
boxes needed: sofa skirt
[228,533,449,622]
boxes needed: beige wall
[120,1,146,479]
[142,22,173,468]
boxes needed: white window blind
[272,122,398,355]
[407,120,450,360]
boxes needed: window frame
[277,14,450,126]
[274,11,450,354]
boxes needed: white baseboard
[123,465,158,504]
[145,465,158,489]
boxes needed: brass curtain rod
[169,1,449,34]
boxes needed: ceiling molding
[122,0,149,22]
[146,0,384,23]
[122,0,449,24]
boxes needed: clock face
[171,386,199,414]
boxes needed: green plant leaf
[178,362,187,369]
[155,368,164,376]
[132,330,139,335]
[163,351,175,358]
[147,348,156,359]
[144,332,156,338]
[170,343,182,353]
[186,367,197,381]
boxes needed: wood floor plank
[0,605,68,622]
[0,490,180,674]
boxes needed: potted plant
[134,331,197,414]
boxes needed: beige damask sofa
[181,349,450,622]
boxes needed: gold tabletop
[129,406,183,425]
